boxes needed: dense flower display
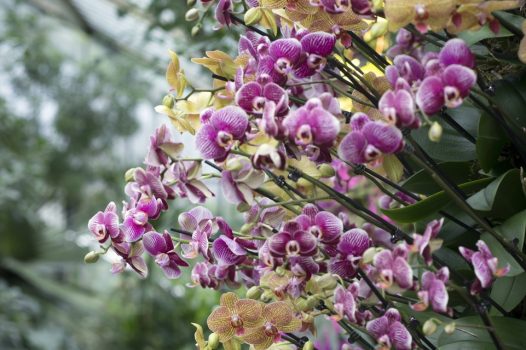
[84,0,526,349]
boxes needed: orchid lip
[133,211,148,225]
[444,86,461,108]
[365,144,381,161]
[286,241,300,256]
[296,124,313,145]
[253,97,266,112]
[307,54,326,70]
[230,314,243,328]
[264,322,279,337]
[217,131,234,147]
[155,253,170,267]
[274,58,291,74]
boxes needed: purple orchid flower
[88,202,120,243]
[235,74,289,115]
[386,28,422,59]
[268,221,318,258]
[145,124,184,167]
[143,230,189,279]
[378,88,420,129]
[317,0,351,14]
[111,241,148,278]
[221,157,266,205]
[416,64,477,115]
[213,235,248,266]
[385,54,425,87]
[252,143,287,170]
[338,113,404,164]
[439,38,475,69]
[190,262,219,289]
[295,32,336,78]
[334,282,373,325]
[122,195,162,242]
[459,240,510,294]
[196,106,249,160]
[165,161,214,204]
[283,96,341,162]
[412,267,449,314]
[178,206,216,259]
[372,245,413,290]
[258,38,302,84]
[329,228,371,278]
[409,218,443,266]
[296,204,343,245]
[133,167,170,201]
[366,308,412,350]
[214,0,232,28]
[244,199,286,239]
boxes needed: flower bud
[207,332,220,349]
[362,247,378,264]
[303,340,314,350]
[244,7,262,26]
[246,286,263,300]
[444,322,456,334]
[84,251,100,264]
[237,202,251,213]
[423,319,437,336]
[261,290,274,302]
[318,163,336,178]
[162,94,175,108]
[187,0,197,6]
[428,122,442,142]
[185,8,200,22]
[305,296,319,310]
[191,25,201,37]
[124,167,138,182]
[296,299,309,311]
[317,274,337,290]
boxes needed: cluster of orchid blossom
[84,0,524,349]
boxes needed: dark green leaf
[458,24,513,46]
[382,178,493,223]
[490,273,526,312]
[402,162,478,196]
[467,169,526,219]
[438,316,526,349]
[412,106,480,162]
[476,113,507,172]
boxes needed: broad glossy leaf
[476,113,507,172]
[438,316,526,349]
[411,106,479,162]
[381,177,493,223]
[490,272,526,312]
[467,169,526,218]
[402,162,478,196]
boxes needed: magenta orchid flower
[111,241,148,278]
[268,221,318,258]
[221,157,266,205]
[378,88,420,129]
[372,245,413,289]
[329,228,371,278]
[366,308,412,350]
[258,38,302,84]
[295,32,336,78]
[122,195,162,242]
[459,240,510,294]
[334,282,372,325]
[178,206,217,259]
[409,218,443,266]
[143,230,189,279]
[196,106,249,160]
[88,202,120,243]
[412,267,449,314]
[165,160,214,204]
[145,124,183,167]
[295,204,343,246]
[235,74,289,115]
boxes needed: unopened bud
[318,163,336,178]
[84,251,100,264]
[444,322,456,334]
[317,274,337,290]
[296,299,309,311]
[305,296,319,310]
[207,333,220,349]
[162,94,175,108]
[187,0,197,6]
[185,8,200,22]
[362,247,378,264]
[191,24,201,37]
[423,319,437,336]
[244,7,262,26]
[303,340,314,350]
[124,167,138,182]
[369,20,388,40]
[237,202,251,213]
[261,290,274,302]
[246,286,263,300]
[428,122,442,142]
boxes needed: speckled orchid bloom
[235,74,289,115]
[329,228,371,278]
[268,221,318,258]
[372,245,413,290]
[122,195,162,242]
[295,32,336,78]
[144,124,183,167]
[242,301,302,350]
[165,160,214,204]
[207,292,264,342]
[338,113,404,164]
[384,0,456,33]
[412,266,449,314]
[459,240,510,294]
[177,206,216,259]
[111,241,148,279]
[220,157,266,205]
[366,308,412,350]
[143,230,189,279]
[196,106,249,160]
[88,202,120,243]
[258,38,303,85]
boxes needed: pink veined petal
[366,316,389,339]
[393,257,413,289]
[439,38,475,68]
[235,82,263,112]
[394,89,417,127]
[373,250,394,270]
[178,211,198,232]
[421,271,435,291]
[309,107,340,145]
[388,321,412,350]
[161,262,182,279]
[122,216,146,242]
[196,124,226,160]
[385,65,400,87]
[268,232,291,257]
[459,246,475,261]
[329,256,355,278]
[472,252,493,288]
[476,239,494,259]
[142,231,168,256]
[269,38,302,62]
[137,196,159,218]
[442,64,477,97]
[189,206,214,224]
[416,76,445,115]
[300,32,336,56]
[211,106,249,139]
[362,121,404,154]
[429,279,449,313]
[221,171,244,205]
[338,131,368,164]
[263,82,287,106]
[128,256,148,279]
[338,229,370,256]
[393,54,425,84]
[294,231,318,256]
[315,211,343,243]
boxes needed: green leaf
[438,316,526,349]
[383,154,404,182]
[458,24,513,46]
[467,169,526,219]
[476,113,507,172]
[411,106,480,162]
[381,177,493,223]
[481,210,526,276]
[490,273,526,312]
[402,162,478,196]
